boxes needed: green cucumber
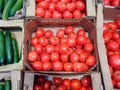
[0,30,6,66]
[9,0,23,16]
[12,38,19,63]
[5,80,11,90]
[5,31,13,64]
[0,82,5,90]
[0,0,3,12]
[2,0,16,20]
[4,0,8,7]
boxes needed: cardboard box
[0,71,22,90]
[96,4,120,90]
[23,72,103,90]
[0,20,24,71]
[26,0,96,18]
[24,18,99,74]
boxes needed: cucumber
[0,0,3,12]
[5,80,11,90]
[2,0,16,20]
[0,30,6,66]
[0,82,5,90]
[4,0,8,7]
[12,38,19,63]
[9,0,23,17]
[5,31,13,64]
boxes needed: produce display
[33,75,93,90]
[104,0,120,6]
[27,25,97,72]
[0,0,23,20]
[0,30,20,66]
[35,0,86,19]
[0,78,11,90]
[103,17,120,89]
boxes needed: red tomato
[83,43,93,53]
[35,28,44,38]
[111,0,120,6]
[44,30,53,38]
[107,40,119,52]
[77,29,85,36]
[56,85,67,90]
[49,3,55,12]
[42,61,52,71]
[86,86,93,90]
[50,52,60,62]
[86,37,91,44]
[61,0,71,4]
[65,26,74,35]
[75,48,83,55]
[108,22,117,32]
[67,38,76,47]
[56,2,66,12]
[68,32,77,39]
[115,18,120,29]
[77,35,87,45]
[40,53,50,63]
[71,78,81,90]
[73,10,82,18]
[53,77,63,85]
[116,81,120,89]
[76,1,85,11]
[31,37,39,46]
[33,84,43,90]
[61,37,68,44]
[39,37,49,46]
[37,1,49,9]
[81,75,91,87]
[75,44,82,49]
[108,54,120,70]
[35,7,45,17]
[54,45,59,52]
[63,62,73,71]
[43,80,51,90]
[112,32,120,40]
[46,45,55,54]
[112,79,116,87]
[35,75,46,84]
[103,23,109,34]
[67,48,74,55]
[103,32,112,44]
[85,55,96,67]
[80,86,87,90]
[113,70,120,82]
[72,62,88,72]
[56,29,65,38]
[70,53,79,63]
[53,11,62,19]
[59,44,69,54]
[35,0,42,3]
[63,78,71,88]
[34,44,43,54]
[44,10,52,18]
[49,36,60,45]
[79,52,88,62]
[32,61,42,71]
[52,61,63,71]
[63,11,73,19]
[109,66,113,76]
[52,0,59,3]
[66,2,76,11]
[103,0,110,5]
[28,50,38,62]
[61,54,69,63]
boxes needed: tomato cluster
[27,26,96,72]
[33,75,93,90]
[35,0,86,19]
[104,0,120,6]
[103,18,120,88]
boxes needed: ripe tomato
[52,61,63,71]
[31,37,39,46]
[79,52,88,62]
[103,32,112,44]
[66,2,76,11]
[86,86,93,90]
[68,32,77,39]
[35,75,46,84]
[50,52,60,62]
[109,66,113,76]
[46,45,55,54]
[49,36,60,45]
[61,37,68,44]
[59,44,69,54]
[107,22,117,32]
[34,44,43,54]
[56,85,67,90]
[116,81,120,89]
[40,53,50,63]
[80,86,87,90]
[63,11,73,19]
[113,70,120,82]
[35,0,42,3]
[103,23,109,34]
[49,3,55,12]
[37,1,49,9]
[70,53,79,63]
[33,84,43,90]
[75,48,83,55]
[73,10,82,18]
[39,37,49,46]
[43,80,51,90]
[61,0,71,4]
[60,54,69,63]
[85,55,96,67]
[56,29,65,38]
[103,0,110,5]
[108,54,120,70]
[77,29,86,36]
[63,78,71,88]
[53,77,63,85]
[53,11,62,19]
[63,62,73,71]
[111,0,120,6]
[112,32,120,40]
[65,26,74,35]
[112,79,116,87]
[71,78,81,90]
[35,28,44,38]
[28,50,38,62]
[115,18,120,29]
[35,7,45,17]
[72,62,88,72]
[44,10,52,18]
[32,61,42,71]
[56,2,66,12]
[67,38,76,47]
[77,35,87,45]
[42,61,52,71]
[83,43,93,53]
[81,75,91,87]
[76,1,85,11]
[44,30,53,38]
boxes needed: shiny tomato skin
[56,29,65,38]
[33,84,43,90]
[32,61,42,71]
[39,37,49,46]
[52,11,62,19]
[112,32,120,40]
[116,81,120,88]
[31,37,39,46]
[103,32,112,44]
[111,0,120,6]
[75,48,83,55]
[103,23,109,34]
[79,52,89,62]
[65,26,74,35]
[71,78,81,90]
[56,2,66,12]
[35,75,46,84]
[35,0,42,3]
[63,78,71,88]
[35,28,44,38]
[44,30,53,38]
[28,50,38,62]
[86,86,93,90]
[42,61,52,71]
[63,62,73,71]
[43,80,51,90]
[35,7,45,17]
[61,0,71,4]
[85,55,96,67]
[66,2,76,11]
[40,53,50,63]
[70,53,79,63]
[34,44,43,54]
[76,1,85,11]
[59,44,69,54]
[77,35,87,45]
[53,77,63,85]
[60,54,69,63]
[49,3,55,12]
[52,61,63,71]
[63,11,73,19]
[46,45,55,54]
[49,36,60,46]
[56,85,67,90]
[44,10,52,18]
[50,52,60,62]
[37,1,49,9]
[68,32,77,39]
[73,9,82,18]
[77,29,85,36]
[108,22,117,32]
[112,79,116,87]
[61,37,68,44]
[67,38,76,47]
[113,70,120,82]
[80,86,87,90]
[103,0,110,5]
[80,75,91,87]
[83,43,93,53]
